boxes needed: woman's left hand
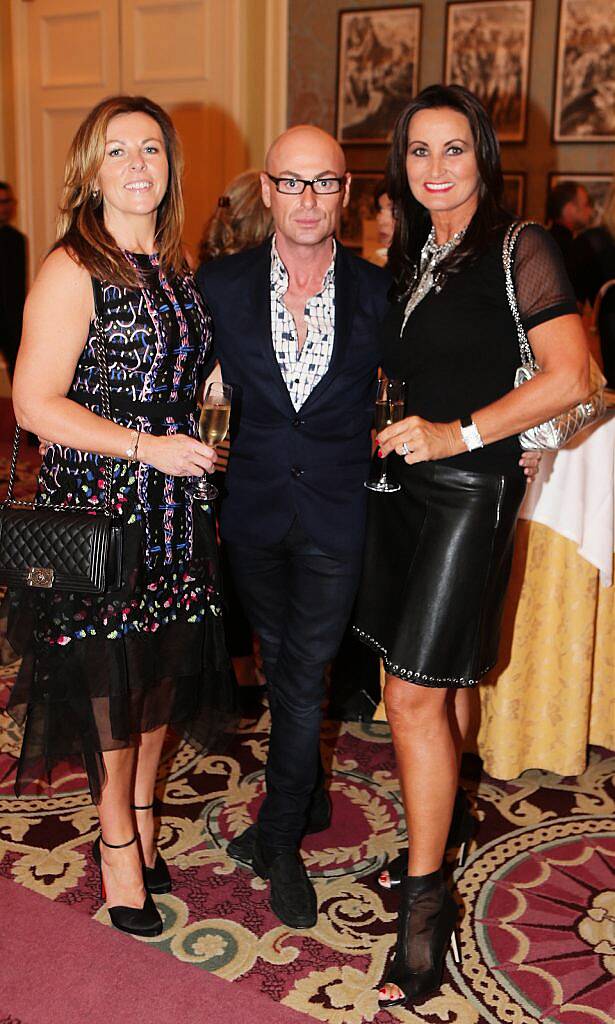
[377,416,459,463]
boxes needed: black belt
[69,391,196,422]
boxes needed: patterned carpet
[1,669,614,1024]
[0,455,614,1022]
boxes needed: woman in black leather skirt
[353,84,590,1009]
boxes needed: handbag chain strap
[502,220,540,371]
[2,277,115,515]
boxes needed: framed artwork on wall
[444,1,533,143]
[335,6,422,144]
[553,0,615,142]
[547,173,613,224]
[502,172,526,217]
[340,172,383,248]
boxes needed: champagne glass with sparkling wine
[191,381,232,501]
[365,378,406,493]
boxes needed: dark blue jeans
[226,519,362,850]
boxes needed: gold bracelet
[134,427,142,462]
[125,428,140,462]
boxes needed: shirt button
[290,466,304,478]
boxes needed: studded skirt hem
[353,459,526,689]
[352,625,495,688]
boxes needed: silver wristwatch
[460,416,484,451]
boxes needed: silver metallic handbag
[503,221,606,450]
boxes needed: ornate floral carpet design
[1,455,613,1021]
[1,652,614,1024]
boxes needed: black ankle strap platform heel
[92,833,163,937]
[131,802,172,895]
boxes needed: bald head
[265,125,346,176]
[261,125,350,254]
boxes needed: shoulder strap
[502,220,540,369]
[1,279,115,513]
[91,278,115,513]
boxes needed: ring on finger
[400,441,411,456]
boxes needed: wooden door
[13,0,121,272]
[12,0,286,274]
[120,0,247,260]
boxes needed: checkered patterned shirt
[270,235,336,411]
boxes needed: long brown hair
[198,170,273,263]
[56,95,187,288]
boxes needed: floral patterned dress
[6,253,236,800]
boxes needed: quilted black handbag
[0,279,123,594]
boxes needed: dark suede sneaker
[253,841,317,929]
[226,788,332,867]
[227,823,258,867]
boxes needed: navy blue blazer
[196,238,390,555]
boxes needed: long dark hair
[386,84,510,300]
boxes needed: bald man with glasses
[196,126,389,928]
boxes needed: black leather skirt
[353,459,526,688]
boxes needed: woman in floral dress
[7,95,236,936]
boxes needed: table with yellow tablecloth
[375,413,615,780]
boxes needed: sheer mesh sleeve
[512,223,579,331]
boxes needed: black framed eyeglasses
[266,173,346,196]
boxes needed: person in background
[330,179,395,718]
[546,180,593,303]
[372,180,395,266]
[573,180,615,308]
[355,84,588,1009]
[7,95,236,938]
[199,170,273,688]
[595,281,615,386]
[199,169,273,264]
[0,181,27,379]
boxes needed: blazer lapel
[301,242,358,412]
[250,238,295,415]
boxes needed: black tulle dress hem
[4,505,238,803]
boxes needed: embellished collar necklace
[421,225,466,264]
[401,224,467,334]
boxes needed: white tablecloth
[519,410,615,586]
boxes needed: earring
[92,188,100,199]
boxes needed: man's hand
[519,449,542,482]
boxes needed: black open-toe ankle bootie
[378,868,460,1009]
[132,802,172,895]
[378,788,477,889]
[92,834,163,937]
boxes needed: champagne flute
[191,381,232,501]
[365,378,406,493]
